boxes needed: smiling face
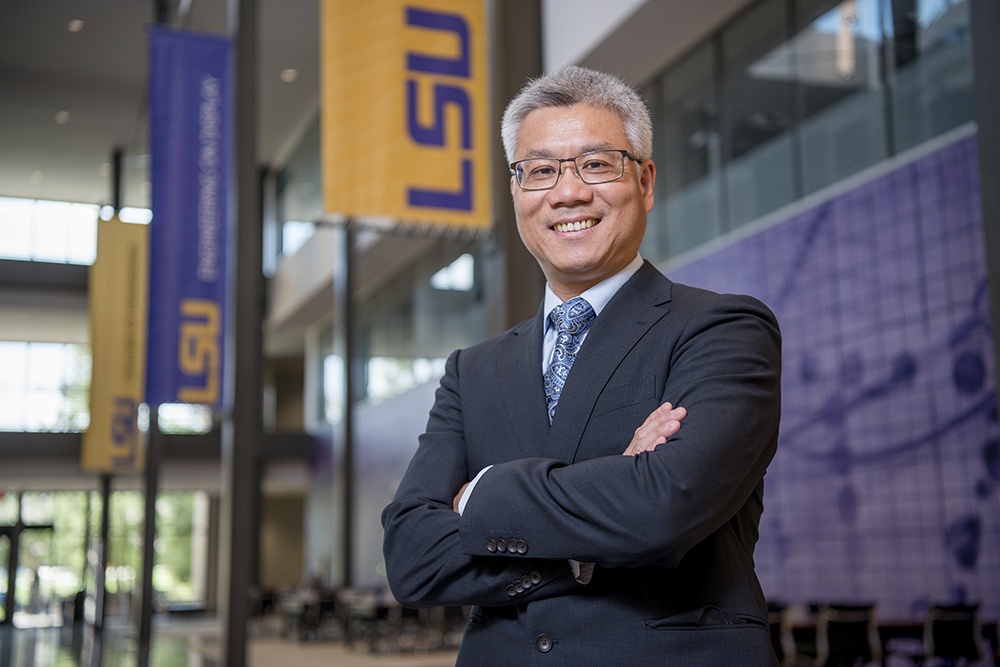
[511,104,655,300]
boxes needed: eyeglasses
[509,149,641,191]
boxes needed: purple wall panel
[667,134,999,619]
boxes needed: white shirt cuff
[457,465,493,515]
[570,560,595,584]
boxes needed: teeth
[554,219,596,233]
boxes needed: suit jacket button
[519,575,532,589]
[514,581,524,594]
[486,539,497,553]
[496,538,507,553]
[535,634,553,653]
[516,540,528,554]
[505,584,516,597]
[529,570,542,585]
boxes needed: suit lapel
[495,302,550,459]
[546,262,674,463]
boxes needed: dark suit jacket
[382,261,782,666]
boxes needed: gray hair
[501,65,653,164]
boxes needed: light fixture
[55,111,70,124]
[68,19,84,32]
[280,68,299,83]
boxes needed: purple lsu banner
[147,25,232,408]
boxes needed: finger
[624,403,687,455]
[628,415,683,455]
[636,403,674,434]
[626,420,675,455]
[632,435,667,454]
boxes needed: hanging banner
[147,25,232,409]
[321,0,492,229]
[82,216,149,473]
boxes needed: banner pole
[333,217,355,587]
[137,414,160,667]
[221,0,261,663]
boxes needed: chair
[781,603,819,666]
[814,604,881,667]
[923,604,983,666]
[768,601,787,665]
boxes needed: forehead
[515,104,630,159]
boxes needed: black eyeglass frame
[508,149,642,191]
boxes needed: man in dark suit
[382,65,782,666]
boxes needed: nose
[549,161,593,203]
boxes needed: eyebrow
[519,142,617,160]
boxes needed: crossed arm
[383,293,781,608]
[452,401,688,512]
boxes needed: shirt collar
[543,254,644,328]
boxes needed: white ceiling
[0,0,321,209]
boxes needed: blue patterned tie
[544,297,596,423]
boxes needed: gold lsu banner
[321,0,491,229]
[82,216,149,473]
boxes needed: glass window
[275,118,322,263]
[648,42,726,262]
[152,493,199,604]
[322,349,343,426]
[281,220,316,258]
[0,534,8,622]
[795,0,890,194]
[358,241,482,405]
[0,197,99,265]
[0,342,91,432]
[317,239,485,424]
[430,253,475,292]
[101,491,205,609]
[157,403,214,435]
[642,0,975,262]
[722,0,798,227]
[106,491,144,604]
[0,494,19,524]
[9,492,90,628]
[886,0,974,152]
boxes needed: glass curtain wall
[286,0,975,430]
[317,240,485,425]
[0,491,207,627]
[274,119,323,266]
[105,491,205,614]
[722,0,799,228]
[642,0,974,265]
[886,0,974,152]
[0,343,91,433]
[794,0,888,194]
[0,494,17,623]
[646,42,725,260]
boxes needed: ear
[510,174,517,198]
[640,160,656,213]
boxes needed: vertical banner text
[147,26,231,408]
[82,217,149,473]
[321,0,491,229]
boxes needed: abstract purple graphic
[666,132,999,619]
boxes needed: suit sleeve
[458,293,781,569]
[381,349,583,608]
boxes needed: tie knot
[550,297,595,335]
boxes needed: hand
[453,481,471,513]
[622,402,686,456]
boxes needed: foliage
[1,490,203,612]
